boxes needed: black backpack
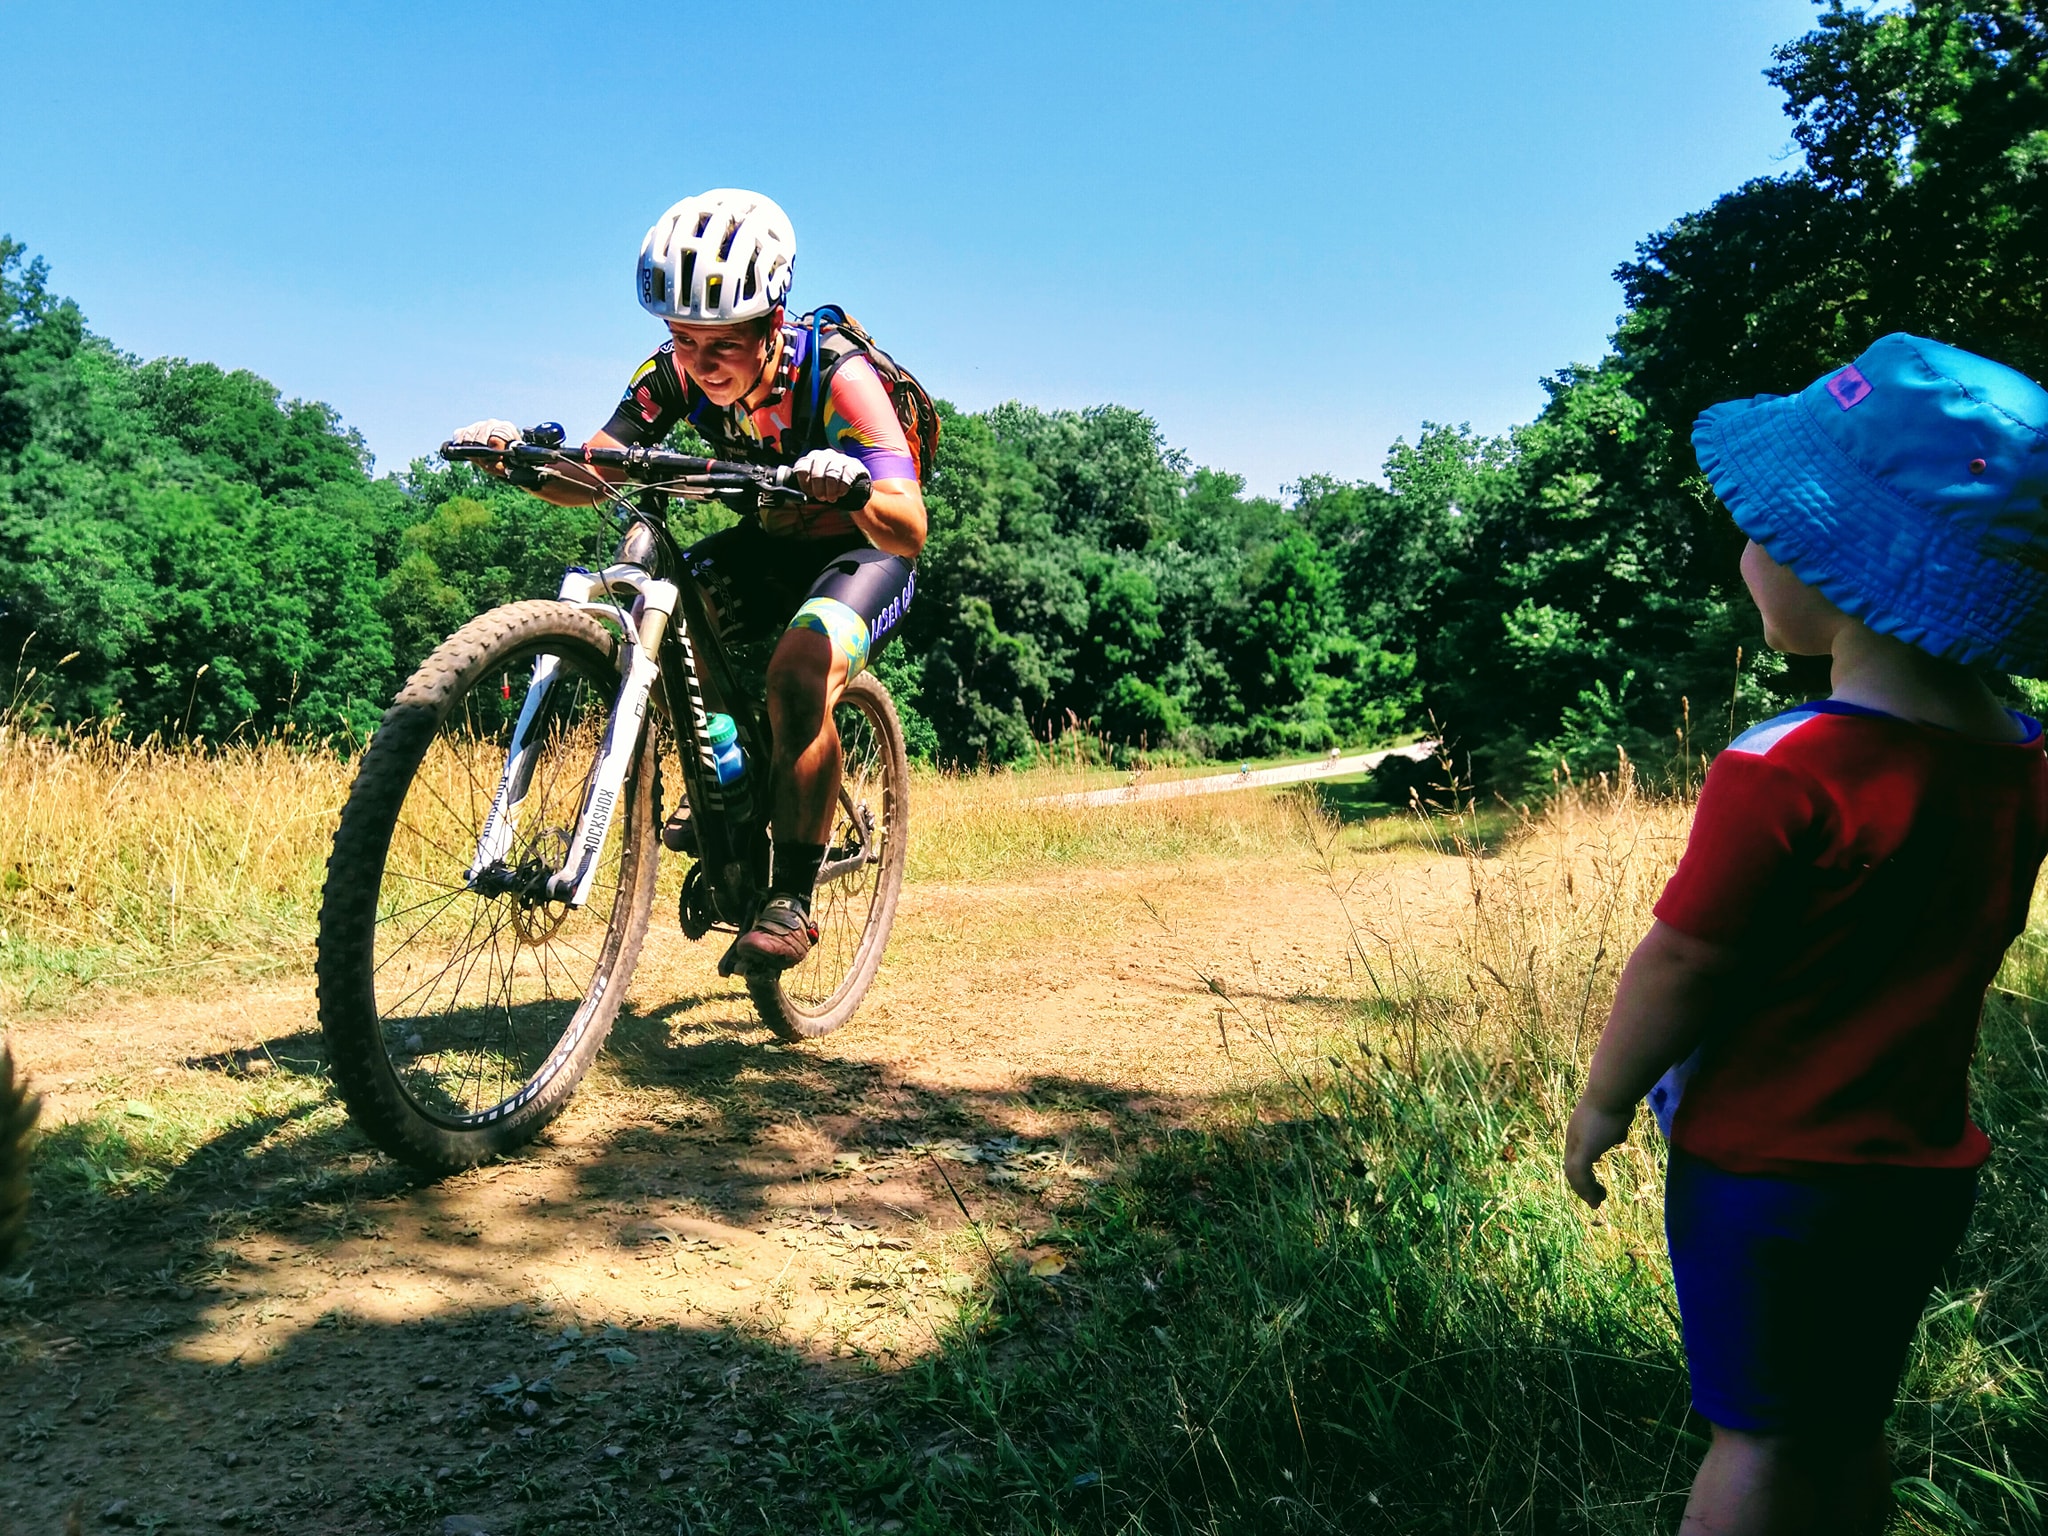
[795,306,942,484]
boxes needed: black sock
[770,841,828,911]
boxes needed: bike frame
[449,440,874,934]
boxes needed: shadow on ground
[2,992,1211,1536]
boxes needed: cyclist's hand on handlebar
[791,449,872,505]
[451,419,522,475]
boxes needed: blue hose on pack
[807,305,846,451]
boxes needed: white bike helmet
[636,189,795,325]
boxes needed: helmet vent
[638,192,793,324]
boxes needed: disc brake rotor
[511,828,574,944]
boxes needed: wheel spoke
[351,634,650,1133]
[762,680,903,1022]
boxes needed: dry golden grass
[0,726,1429,1011]
[0,724,354,1006]
[906,761,1341,881]
[1360,766,1690,1049]
[1309,764,1692,1197]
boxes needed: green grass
[13,763,2041,1533]
[741,792,2048,1535]
[736,987,2048,1534]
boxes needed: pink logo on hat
[1827,365,1874,410]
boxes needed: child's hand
[1564,1097,1635,1208]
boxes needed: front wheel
[315,601,659,1173]
[748,671,909,1040]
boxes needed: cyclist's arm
[820,356,927,558]
[852,479,926,559]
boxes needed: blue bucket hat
[1692,332,2048,675]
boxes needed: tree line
[3,1,2039,789]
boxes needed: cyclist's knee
[765,637,832,723]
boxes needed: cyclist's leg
[737,550,914,968]
[765,628,851,844]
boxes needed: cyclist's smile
[666,319,776,408]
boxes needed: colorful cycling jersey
[602,319,919,496]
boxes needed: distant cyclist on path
[451,189,928,974]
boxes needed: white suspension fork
[465,568,593,883]
[549,574,678,906]
[466,567,679,909]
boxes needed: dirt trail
[2,843,1466,1535]
[1026,740,1436,807]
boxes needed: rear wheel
[315,601,659,1173]
[748,671,909,1040]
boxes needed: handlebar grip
[770,464,873,511]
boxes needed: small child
[1564,333,2048,1534]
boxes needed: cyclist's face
[667,320,772,406]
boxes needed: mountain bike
[314,432,910,1174]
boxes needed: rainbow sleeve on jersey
[823,355,919,482]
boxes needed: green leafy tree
[1617,0,2047,433]
[0,237,399,739]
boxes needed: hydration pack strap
[804,305,851,453]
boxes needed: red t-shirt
[1653,700,2048,1174]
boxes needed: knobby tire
[747,671,910,1040]
[316,601,658,1174]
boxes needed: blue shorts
[1665,1149,1976,1436]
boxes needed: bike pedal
[716,936,746,978]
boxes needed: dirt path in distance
[2,841,1467,1535]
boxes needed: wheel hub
[469,840,573,943]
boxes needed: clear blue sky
[4,0,1818,494]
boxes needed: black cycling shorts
[681,519,915,677]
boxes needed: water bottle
[704,712,753,824]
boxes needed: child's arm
[1564,920,1741,1207]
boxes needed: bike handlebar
[439,437,873,512]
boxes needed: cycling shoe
[661,808,699,857]
[721,896,817,975]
